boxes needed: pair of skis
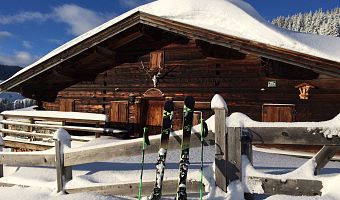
[140,96,206,199]
[149,96,195,200]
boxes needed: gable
[1,12,339,96]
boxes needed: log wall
[42,35,340,135]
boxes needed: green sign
[267,80,277,88]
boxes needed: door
[110,101,129,123]
[262,104,295,122]
[145,100,164,126]
[59,99,75,112]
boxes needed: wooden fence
[0,126,215,196]
[0,96,339,198]
[0,110,126,150]
[213,98,340,197]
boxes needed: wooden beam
[64,130,215,167]
[66,179,202,197]
[109,31,143,49]
[2,120,106,133]
[226,127,242,182]
[95,46,116,59]
[0,150,55,166]
[247,127,340,145]
[1,128,54,138]
[214,108,228,192]
[314,145,340,175]
[2,112,106,124]
[248,176,322,196]
[52,69,76,81]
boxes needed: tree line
[272,7,340,37]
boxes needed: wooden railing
[212,96,340,197]
[0,127,215,195]
[0,110,126,150]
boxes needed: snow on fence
[213,95,340,197]
[0,94,339,198]
[0,110,127,150]
[0,126,215,195]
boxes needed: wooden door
[146,100,164,126]
[59,99,75,112]
[110,101,128,123]
[262,104,295,122]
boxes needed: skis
[149,100,175,200]
[175,96,195,200]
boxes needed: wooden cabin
[1,11,339,137]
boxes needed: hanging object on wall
[139,51,176,88]
[295,83,315,100]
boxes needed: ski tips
[164,100,175,112]
[184,96,195,109]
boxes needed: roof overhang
[1,11,339,93]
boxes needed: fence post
[0,135,3,178]
[211,94,228,192]
[226,127,242,183]
[54,128,72,193]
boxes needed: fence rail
[212,96,340,197]
[0,95,339,198]
[0,110,127,150]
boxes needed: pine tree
[272,7,340,37]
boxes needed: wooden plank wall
[43,35,340,128]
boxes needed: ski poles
[138,127,150,200]
[199,111,208,200]
[199,112,204,200]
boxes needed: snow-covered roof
[1,0,340,89]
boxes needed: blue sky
[0,0,339,67]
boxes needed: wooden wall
[42,34,340,135]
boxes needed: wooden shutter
[146,100,164,126]
[262,104,295,122]
[110,101,128,123]
[149,51,164,71]
[59,100,75,112]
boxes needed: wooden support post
[0,135,4,178]
[29,118,34,141]
[212,94,230,192]
[314,145,340,175]
[95,122,100,138]
[54,129,72,193]
[226,127,242,182]
[214,108,228,192]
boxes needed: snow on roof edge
[2,0,339,89]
